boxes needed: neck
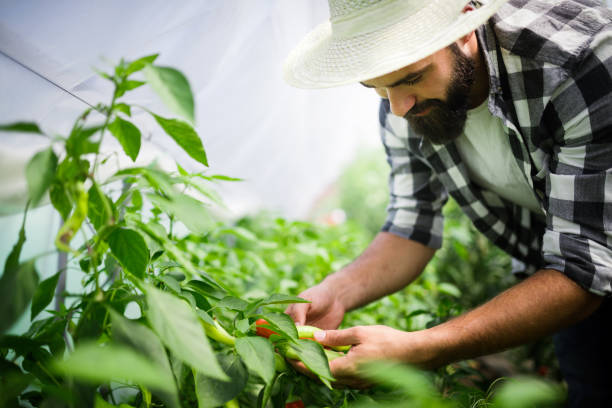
[467,32,490,109]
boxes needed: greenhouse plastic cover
[0,0,381,221]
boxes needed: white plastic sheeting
[0,0,381,220]
[0,1,383,333]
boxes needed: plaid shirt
[380,0,612,296]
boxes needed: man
[283,0,612,405]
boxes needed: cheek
[419,74,451,101]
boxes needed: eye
[401,75,421,86]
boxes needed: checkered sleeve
[541,28,612,296]
[379,100,448,248]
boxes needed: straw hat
[283,0,509,88]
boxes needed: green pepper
[324,348,344,361]
[202,319,235,346]
[55,181,88,253]
[297,325,351,352]
[274,352,288,372]
[277,341,343,363]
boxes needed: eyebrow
[360,64,432,88]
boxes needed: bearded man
[283,0,612,406]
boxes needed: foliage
[0,56,564,408]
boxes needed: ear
[456,5,478,52]
[456,31,476,48]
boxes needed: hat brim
[283,0,509,89]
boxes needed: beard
[405,44,476,144]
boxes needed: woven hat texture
[283,0,509,88]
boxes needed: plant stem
[93,87,118,176]
[37,361,62,388]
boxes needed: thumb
[314,327,360,347]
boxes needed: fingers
[286,358,322,383]
[314,327,361,347]
[289,354,370,388]
[285,302,308,326]
[329,355,373,389]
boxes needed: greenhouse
[1,1,611,407]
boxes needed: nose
[387,88,416,117]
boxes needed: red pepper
[255,319,278,338]
[285,400,305,408]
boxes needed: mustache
[404,99,446,118]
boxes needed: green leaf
[145,285,228,380]
[195,308,215,326]
[284,339,335,386]
[21,317,65,356]
[211,174,243,182]
[144,65,195,123]
[107,228,149,279]
[244,294,309,316]
[30,272,60,320]
[259,371,288,408]
[114,103,132,117]
[359,361,438,398]
[0,261,38,334]
[124,54,159,76]
[135,221,199,278]
[492,377,565,408]
[217,296,249,311]
[180,290,197,309]
[0,122,43,134]
[26,148,58,206]
[147,193,213,235]
[159,275,181,294]
[74,300,106,341]
[65,125,101,157]
[56,157,90,182]
[1,210,39,334]
[0,359,34,407]
[235,337,275,385]
[195,353,247,408]
[184,279,226,301]
[52,342,175,392]
[124,80,145,90]
[235,317,251,334]
[130,189,143,209]
[116,80,146,98]
[262,294,310,306]
[255,313,298,340]
[108,117,141,162]
[110,310,180,408]
[95,395,132,408]
[151,114,207,166]
[49,182,72,220]
[176,162,189,176]
[0,335,43,356]
[88,183,113,230]
[438,282,462,298]
[94,68,112,80]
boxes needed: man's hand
[286,233,436,329]
[285,283,345,329]
[288,269,603,389]
[290,325,429,388]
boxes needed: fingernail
[314,330,326,341]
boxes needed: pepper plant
[0,55,340,408]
